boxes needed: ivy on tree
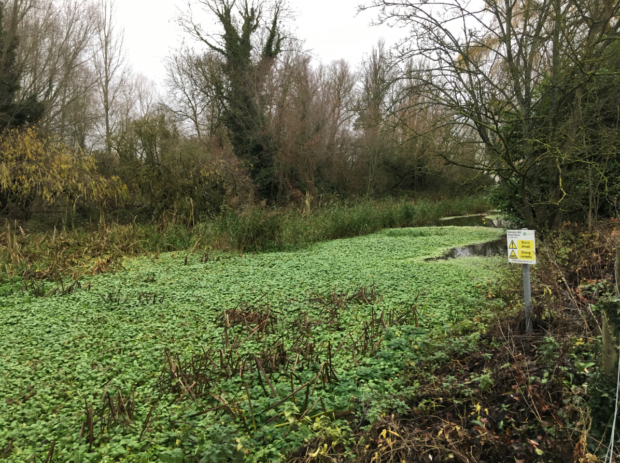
[183,0,284,200]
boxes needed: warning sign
[507,230,537,265]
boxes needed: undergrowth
[4,199,620,462]
[289,220,620,463]
[292,334,595,463]
[0,196,490,282]
[0,226,503,462]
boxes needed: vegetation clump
[0,0,619,460]
[0,226,503,462]
[0,195,491,281]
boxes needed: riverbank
[0,196,490,282]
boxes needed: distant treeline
[0,0,619,228]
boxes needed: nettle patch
[0,226,504,462]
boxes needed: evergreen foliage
[197,1,283,200]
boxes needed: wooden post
[602,248,620,375]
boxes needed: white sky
[116,0,406,86]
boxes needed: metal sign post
[507,230,537,335]
[523,263,533,334]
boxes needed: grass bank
[0,195,490,281]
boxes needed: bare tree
[356,40,394,195]
[365,0,620,227]
[165,48,224,141]
[10,0,99,143]
[93,0,130,154]
[255,45,360,198]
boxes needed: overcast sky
[116,0,406,86]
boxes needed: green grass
[0,225,505,462]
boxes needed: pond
[430,212,508,260]
[439,213,510,229]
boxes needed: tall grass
[0,196,491,281]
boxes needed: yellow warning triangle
[509,240,517,249]
[510,250,518,259]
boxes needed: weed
[0,196,490,282]
[0,225,502,461]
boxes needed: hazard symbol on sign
[507,230,537,265]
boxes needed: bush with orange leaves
[0,128,126,211]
